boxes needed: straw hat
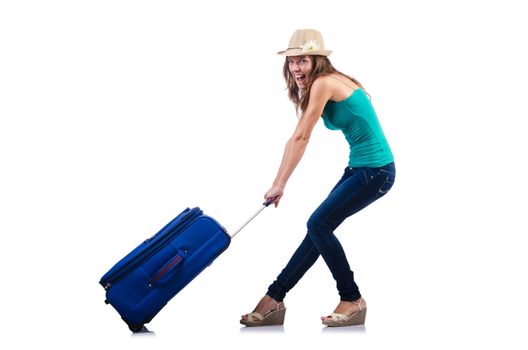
[277,29,332,57]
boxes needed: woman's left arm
[265,77,333,206]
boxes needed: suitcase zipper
[101,208,202,289]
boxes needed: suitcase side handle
[149,249,186,286]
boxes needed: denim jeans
[266,162,396,302]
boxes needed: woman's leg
[267,163,395,301]
[266,167,354,301]
[307,163,395,300]
[266,233,320,301]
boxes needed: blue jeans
[267,162,396,302]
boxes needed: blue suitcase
[99,202,272,332]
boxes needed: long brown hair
[283,55,367,115]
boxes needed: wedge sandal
[322,297,367,327]
[240,300,286,327]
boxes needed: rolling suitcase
[99,199,273,332]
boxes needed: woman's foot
[321,297,367,327]
[240,295,286,326]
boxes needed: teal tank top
[322,88,394,168]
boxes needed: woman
[240,29,395,327]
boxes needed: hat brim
[277,48,332,57]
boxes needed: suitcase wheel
[128,323,145,333]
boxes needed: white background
[1,0,527,349]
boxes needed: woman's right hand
[264,184,284,208]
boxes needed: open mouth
[295,74,307,85]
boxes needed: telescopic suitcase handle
[230,196,277,238]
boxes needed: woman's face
[288,55,313,89]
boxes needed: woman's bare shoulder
[312,75,333,90]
